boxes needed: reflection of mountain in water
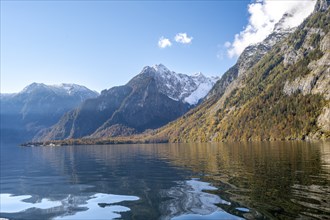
[0,192,139,220]
[31,142,330,219]
[159,179,236,220]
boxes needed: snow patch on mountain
[184,82,214,105]
[53,83,91,95]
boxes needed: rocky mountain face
[146,0,329,142]
[0,83,98,142]
[35,65,218,141]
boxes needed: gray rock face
[283,76,318,96]
[320,30,330,51]
[283,28,326,67]
[283,29,329,99]
[281,3,330,135]
[314,0,329,12]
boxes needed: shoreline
[21,137,330,147]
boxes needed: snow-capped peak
[192,72,204,77]
[53,83,95,95]
[21,83,47,94]
[20,82,98,98]
[152,64,170,74]
[140,64,218,105]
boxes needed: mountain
[35,65,218,141]
[0,83,98,142]
[146,0,329,142]
[143,64,218,105]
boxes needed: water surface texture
[1,142,329,219]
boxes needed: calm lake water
[0,141,329,219]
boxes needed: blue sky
[0,0,315,93]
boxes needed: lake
[0,141,329,219]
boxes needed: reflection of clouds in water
[55,193,139,220]
[0,194,62,213]
[235,207,249,212]
[160,179,241,220]
[0,193,139,220]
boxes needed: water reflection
[0,193,139,220]
[54,193,139,220]
[1,141,329,219]
[0,194,62,213]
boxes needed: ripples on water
[0,141,329,219]
[160,179,242,220]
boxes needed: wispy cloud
[174,33,193,44]
[227,0,316,58]
[158,37,172,48]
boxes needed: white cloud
[174,33,193,44]
[158,37,172,48]
[227,0,316,58]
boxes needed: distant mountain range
[0,83,98,142]
[34,65,218,141]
